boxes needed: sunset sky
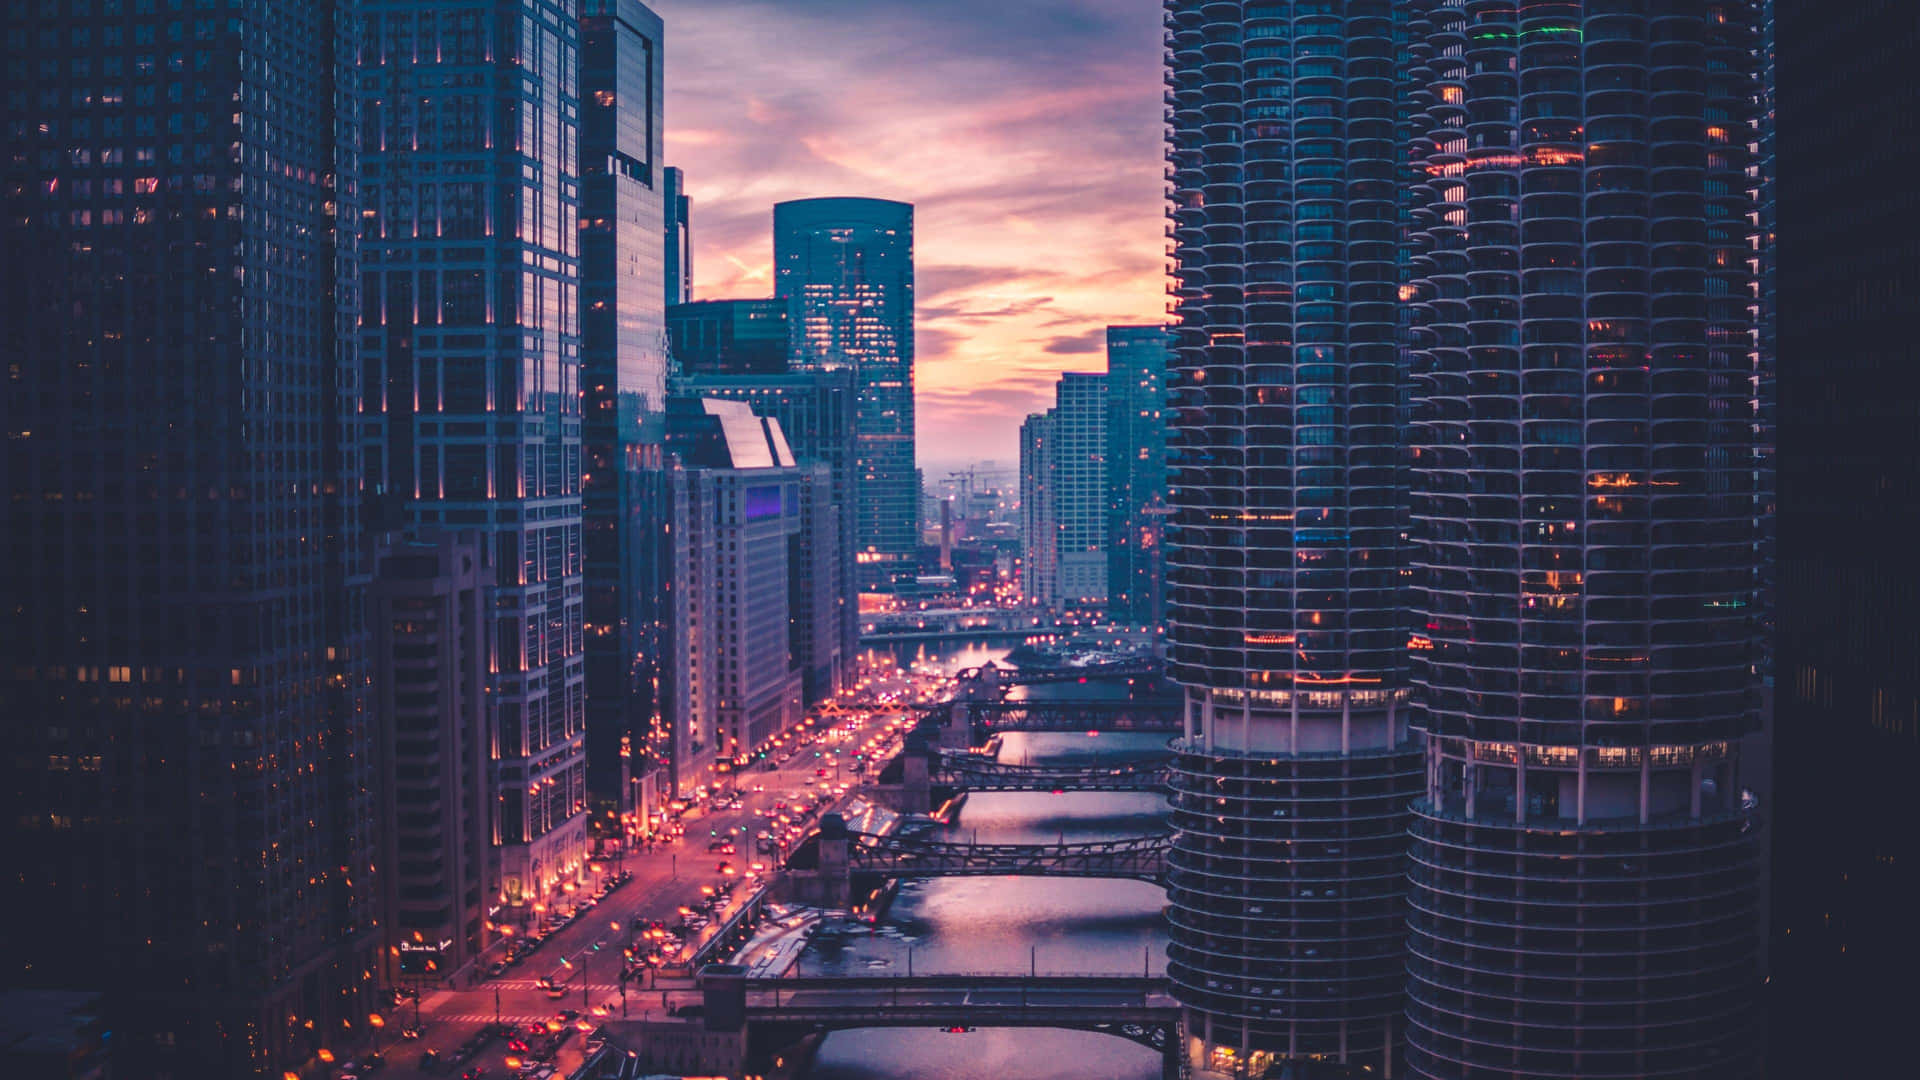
[653,0,1168,471]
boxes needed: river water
[803,641,1172,1080]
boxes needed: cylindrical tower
[1402,2,1765,1078]
[1163,2,1422,1075]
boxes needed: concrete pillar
[699,963,749,1033]
[1515,753,1527,823]
[1577,752,1589,826]
[817,812,853,909]
[901,730,933,814]
[1640,752,1652,825]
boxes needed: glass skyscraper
[1,1,376,1074]
[774,197,918,592]
[579,0,670,812]
[1402,3,1765,1078]
[360,0,590,920]
[1163,2,1421,1075]
[1105,325,1171,624]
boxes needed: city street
[353,659,952,1080]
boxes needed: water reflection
[801,707,1171,1079]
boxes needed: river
[801,643,1172,1080]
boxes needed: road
[355,659,952,1080]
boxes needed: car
[460,1068,487,1080]
[418,1049,443,1073]
[487,960,509,977]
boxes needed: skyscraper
[1769,2,1919,1076]
[664,164,692,307]
[1162,2,1421,1075]
[664,399,812,784]
[361,0,590,925]
[579,0,671,816]
[669,297,790,376]
[774,197,918,592]
[1105,325,1171,624]
[1020,412,1058,606]
[676,366,860,702]
[1022,373,1110,610]
[0,2,376,1074]
[1401,4,1766,1078]
[370,532,494,988]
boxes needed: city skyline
[654,0,1167,462]
[3,1,1906,1079]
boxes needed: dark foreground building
[361,0,591,922]
[1402,3,1767,1078]
[0,1,377,1074]
[1769,1,1920,1076]
[1162,1,1421,1074]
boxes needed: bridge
[857,608,1163,648]
[930,750,1170,793]
[845,829,1169,884]
[957,657,1160,686]
[858,608,1057,645]
[590,971,1183,1079]
[961,699,1184,738]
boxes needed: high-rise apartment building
[1402,4,1766,1078]
[664,164,692,307]
[1105,326,1170,625]
[360,0,590,924]
[370,533,493,988]
[1162,2,1421,1075]
[669,297,790,376]
[1769,2,1918,1076]
[1020,413,1058,606]
[1019,374,1109,610]
[774,197,918,592]
[677,367,859,702]
[580,0,671,816]
[0,2,377,1074]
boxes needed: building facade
[1019,375,1109,610]
[1402,3,1766,1078]
[774,197,918,592]
[1020,413,1058,606]
[1105,325,1170,625]
[580,0,671,819]
[669,297,790,376]
[1769,2,1918,1076]
[1163,2,1421,1075]
[665,399,811,789]
[1053,373,1110,608]
[370,533,494,989]
[677,367,859,702]
[664,164,692,307]
[360,0,590,922]
[0,2,377,1074]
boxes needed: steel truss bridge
[956,658,1160,686]
[846,830,1169,884]
[930,750,1170,793]
[960,699,1184,736]
[741,974,1178,1051]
